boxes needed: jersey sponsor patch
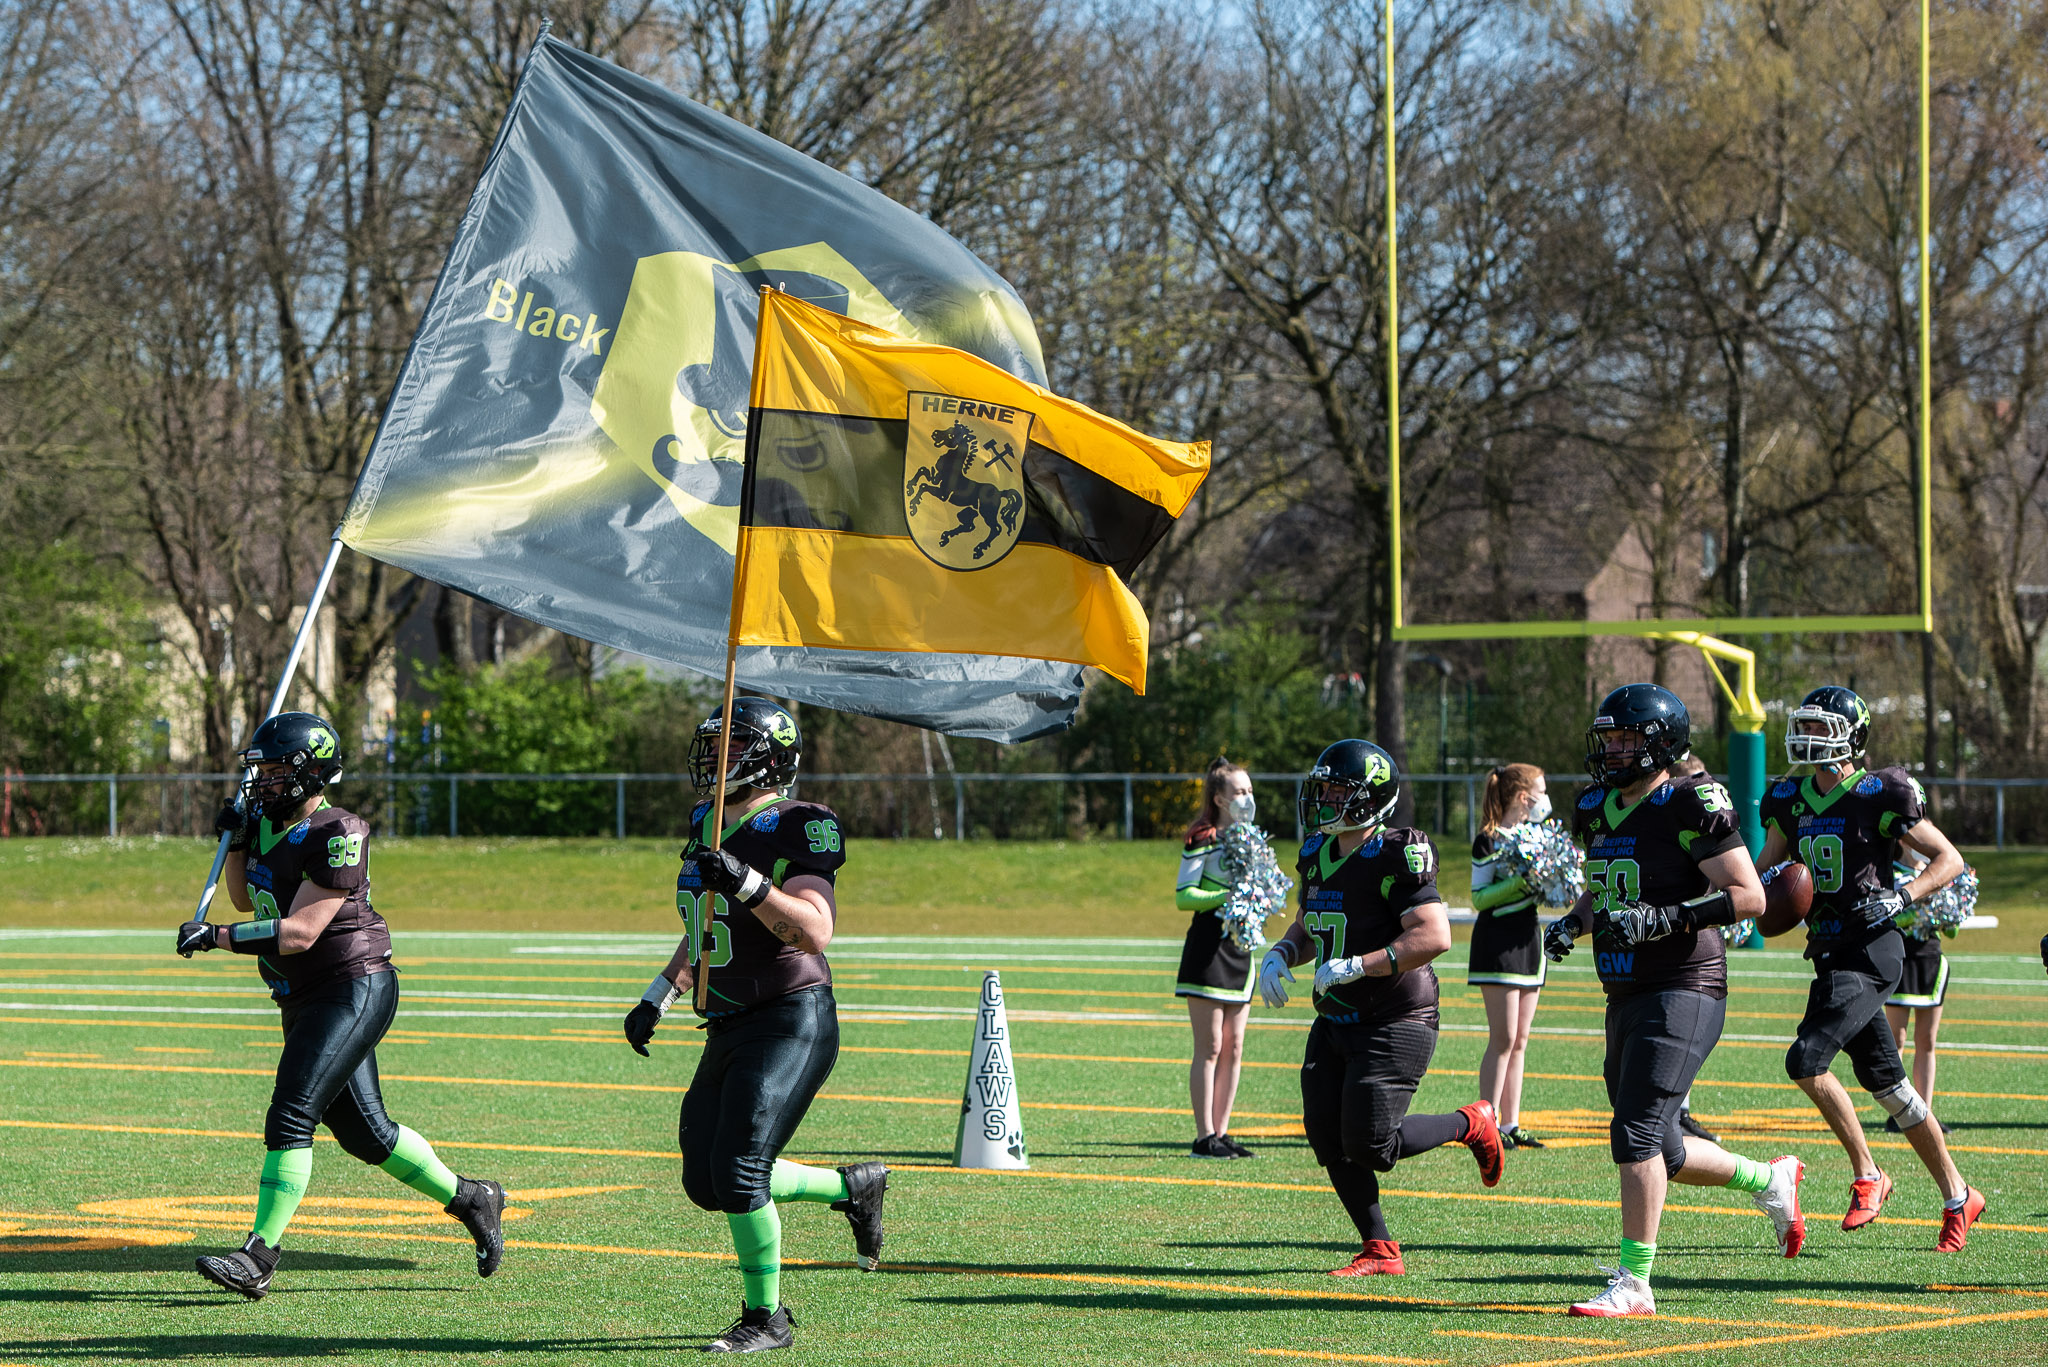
[1772,779,1798,798]
[1649,783,1675,805]
[751,807,782,833]
[1857,774,1884,795]
[1578,788,1604,810]
[287,821,310,845]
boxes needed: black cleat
[1190,1134,1231,1159]
[194,1233,280,1300]
[832,1161,889,1271]
[703,1303,796,1352]
[1677,1109,1719,1143]
[446,1175,506,1277]
[1218,1134,1254,1158]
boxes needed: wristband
[642,974,682,1016]
[1676,888,1737,929]
[1384,945,1400,977]
[226,919,280,954]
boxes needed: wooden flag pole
[697,286,777,1013]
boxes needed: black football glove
[696,848,770,907]
[1853,887,1910,928]
[1543,916,1580,963]
[1604,900,1687,947]
[625,974,681,1056]
[213,801,255,852]
[176,920,217,957]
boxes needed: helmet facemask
[1585,723,1686,786]
[1785,706,1859,766]
[1299,774,1398,835]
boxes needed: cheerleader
[1469,763,1550,1149]
[1175,758,1258,1158]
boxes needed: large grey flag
[341,37,1081,741]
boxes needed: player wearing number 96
[176,712,505,1301]
[622,696,887,1354]
[1258,739,1506,1279]
[1760,685,1983,1249]
[1552,685,1800,1320]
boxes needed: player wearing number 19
[1761,685,1983,1249]
[173,712,506,1300]
[1546,685,1802,1319]
[1257,740,1505,1278]
[621,697,888,1354]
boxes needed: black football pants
[680,984,841,1215]
[1603,987,1723,1174]
[265,969,402,1163]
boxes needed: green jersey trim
[1317,833,1363,882]
[1601,786,1656,833]
[1799,769,1866,815]
[697,793,783,847]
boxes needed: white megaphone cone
[954,969,1028,1169]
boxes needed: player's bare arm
[200,882,346,954]
[1757,825,1790,868]
[1897,821,1965,902]
[222,848,254,915]
[1698,847,1765,919]
[754,873,835,954]
[1362,901,1452,977]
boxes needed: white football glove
[1313,955,1368,996]
[1257,948,1296,1008]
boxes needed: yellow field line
[1496,1304,2048,1367]
[1433,1329,1627,1345]
[1775,1297,1956,1313]
[1250,1353,1448,1365]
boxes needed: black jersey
[1293,826,1442,1022]
[241,801,391,1000]
[1570,774,1745,999]
[1760,766,1925,958]
[680,794,847,1017]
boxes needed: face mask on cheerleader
[1225,793,1257,826]
[1526,792,1552,825]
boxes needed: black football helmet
[236,711,345,818]
[1585,684,1692,785]
[1298,739,1401,835]
[688,696,802,795]
[1785,685,1870,766]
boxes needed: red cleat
[1842,1170,1892,1231]
[1457,1100,1505,1188]
[1936,1186,1986,1252]
[1331,1239,1404,1276]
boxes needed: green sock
[1725,1154,1773,1193]
[728,1204,782,1310]
[252,1147,313,1246]
[378,1125,460,1205]
[769,1159,848,1204]
[1619,1237,1656,1282]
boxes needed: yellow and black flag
[734,291,1209,692]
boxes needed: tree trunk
[435,587,476,673]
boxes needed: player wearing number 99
[174,712,505,1300]
[1257,740,1505,1278]
[1760,685,1982,1249]
[1549,685,1799,1319]
[621,697,887,1354]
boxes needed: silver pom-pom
[1723,917,1760,948]
[1493,818,1587,907]
[1217,823,1293,951]
[1895,864,1978,938]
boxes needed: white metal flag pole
[188,533,349,930]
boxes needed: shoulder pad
[1576,788,1604,810]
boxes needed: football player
[175,712,505,1299]
[622,697,887,1353]
[1546,685,1801,1318]
[1257,740,1504,1277]
[1760,685,1982,1248]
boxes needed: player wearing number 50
[1547,685,1802,1318]
[174,712,506,1299]
[1257,741,1505,1278]
[622,697,888,1354]
[1760,686,1983,1248]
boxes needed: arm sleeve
[1876,769,1926,838]
[1389,831,1443,915]
[1176,846,1228,912]
[306,817,368,892]
[1682,780,1745,863]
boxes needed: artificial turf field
[2,839,2046,1365]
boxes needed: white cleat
[1751,1154,1807,1258]
[1567,1266,1656,1318]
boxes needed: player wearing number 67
[1548,685,1802,1319]
[1256,740,1506,1278]
[1760,685,1983,1249]
[621,697,888,1354]
[174,712,506,1300]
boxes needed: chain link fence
[3,770,2044,846]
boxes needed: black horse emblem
[905,422,1025,563]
